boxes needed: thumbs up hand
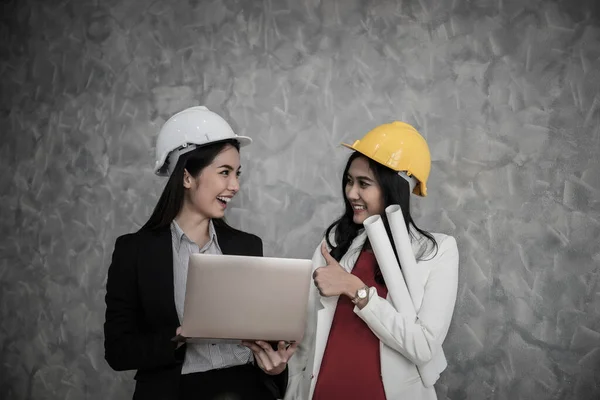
[313,242,365,298]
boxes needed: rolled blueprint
[363,214,416,318]
[386,204,424,311]
[384,205,447,387]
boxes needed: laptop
[176,253,313,345]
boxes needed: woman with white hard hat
[104,106,296,400]
[285,122,459,400]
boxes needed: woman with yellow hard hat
[285,122,459,399]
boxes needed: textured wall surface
[1,0,600,399]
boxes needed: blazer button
[310,374,314,379]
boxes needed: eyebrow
[347,174,374,183]
[217,164,242,171]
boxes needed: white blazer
[284,229,459,400]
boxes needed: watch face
[358,288,367,299]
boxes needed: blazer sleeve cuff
[257,364,289,399]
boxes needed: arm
[354,236,459,365]
[104,235,183,371]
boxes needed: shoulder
[430,232,456,248]
[413,229,456,250]
[126,226,170,243]
[422,232,459,268]
[112,232,138,250]
[235,229,263,248]
[114,232,136,244]
[432,233,457,252]
[113,227,171,251]
[216,222,262,245]
[213,220,263,256]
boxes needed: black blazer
[104,222,288,400]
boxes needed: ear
[182,168,194,189]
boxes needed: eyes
[219,170,242,178]
[346,177,370,189]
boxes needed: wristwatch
[351,285,370,304]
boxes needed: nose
[229,175,240,194]
[345,182,359,201]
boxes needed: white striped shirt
[170,220,253,374]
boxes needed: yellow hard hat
[342,121,431,196]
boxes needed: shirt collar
[171,219,218,251]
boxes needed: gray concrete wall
[1,0,599,399]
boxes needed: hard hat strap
[166,143,199,176]
[398,171,418,193]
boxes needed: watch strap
[351,285,370,304]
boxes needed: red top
[313,250,389,400]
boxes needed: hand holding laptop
[242,340,299,375]
[175,322,298,375]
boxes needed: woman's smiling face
[183,144,241,219]
[344,156,384,225]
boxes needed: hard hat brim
[234,135,253,147]
[340,142,356,151]
[340,141,374,164]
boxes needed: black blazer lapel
[214,223,236,255]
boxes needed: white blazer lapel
[309,231,367,398]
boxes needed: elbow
[104,320,134,372]
[411,350,434,366]
[410,340,444,366]
[105,351,125,371]
[385,338,434,365]
[402,338,437,366]
[407,325,442,365]
[105,353,130,372]
[104,341,130,372]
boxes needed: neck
[175,205,211,247]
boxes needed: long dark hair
[141,139,241,231]
[325,152,438,284]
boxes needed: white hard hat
[154,106,252,176]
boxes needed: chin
[353,214,369,225]
[213,210,226,219]
[203,207,225,220]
